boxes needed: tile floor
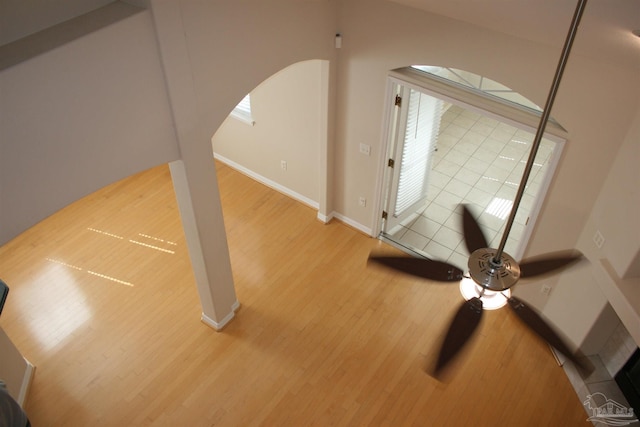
[384,103,556,270]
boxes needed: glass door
[378,75,563,269]
[382,84,443,236]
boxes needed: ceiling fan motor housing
[468,248,521,291]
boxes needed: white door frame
[380,82,444,236]
[372,72,567,261]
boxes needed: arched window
[410,66,541,113]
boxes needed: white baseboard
[213,154,374,237]
[213,154,319,211]
[317,211,334,224]
[201,300,241,331]
[331,212,373,236]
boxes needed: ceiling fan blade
[519,250,583,278]
[507,296,592,373]
[368,255,463,282]
[433,297,484,375]
[462,204,489,254]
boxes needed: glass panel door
[379,78,562,269]
[383,86,443,235]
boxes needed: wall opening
[376,66,567,268]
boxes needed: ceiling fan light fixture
[459,276,510,310]
[467,248,520,291]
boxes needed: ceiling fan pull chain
[493,0,589,263]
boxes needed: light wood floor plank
[0,161,591,426]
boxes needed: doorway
[378,70,564,270]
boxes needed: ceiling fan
[369,0,592,377]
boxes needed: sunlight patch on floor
[46,258,134,287]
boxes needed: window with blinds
[230,94,254,125]
[393,89,442,217]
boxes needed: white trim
[17,358,35,407]
[317,60,331,221]
[372,78,399,238]
[213,153,319,210]
[201,300,240,331]
[389,68,568,138]
[317,211,334,224]
[331,212,373,236]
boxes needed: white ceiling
[389,0,640,71]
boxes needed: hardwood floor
[0,161,591,426]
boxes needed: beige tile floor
[385,103,555,270]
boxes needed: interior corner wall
[540,105,640,353]
[211,60,323,206]
[580,107,640,279]
[0,10,180,245]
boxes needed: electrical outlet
[541,284,552,296]
[281,160,287,171]
[359,143,371,156]
[593,230,605,249]
[358,197,367,207]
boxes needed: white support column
[152,0,239,330]
[317,59,333,223]
[170,160,239,330]
[0,327,35,406]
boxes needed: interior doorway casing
[382,82,444,235]
[373,68,567,264]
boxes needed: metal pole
[493,0,589,262]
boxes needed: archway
[212,59,332,223]
[375,66,567,267]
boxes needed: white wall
[581,108,640,279]
[0,8,180,245]
[212,60,323,207]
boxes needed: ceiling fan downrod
[491,0,588,264]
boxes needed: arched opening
[376,66,567,267]
[211,59,331,222]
